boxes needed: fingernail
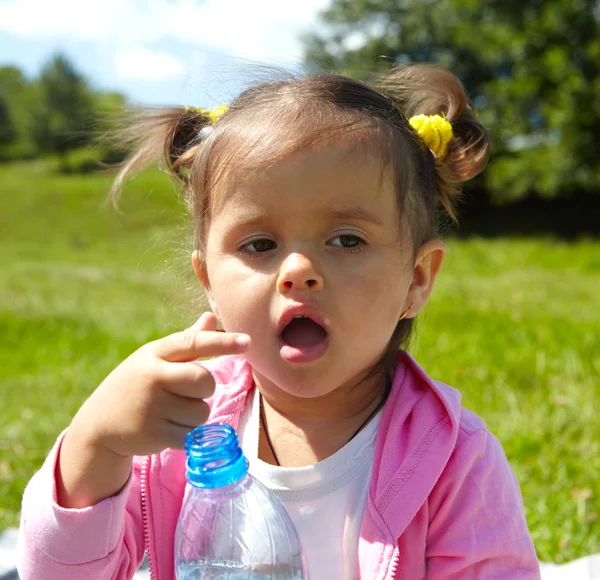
[235,335,250,347]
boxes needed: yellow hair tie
[185,104,229,126]
[408,114,453,159]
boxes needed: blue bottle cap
[184,423,249,488]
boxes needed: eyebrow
[327,207,384,226]
[224,206,385,229]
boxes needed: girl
[18,64,540,579]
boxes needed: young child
[18,64,541,579]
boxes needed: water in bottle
[175,423,306,580]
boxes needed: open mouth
[279,316,329,363]
[281,316,328,347]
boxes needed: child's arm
[17,431,146,580]
[56,313,248,510]
[17,313,250,580]
[425,428,541,579]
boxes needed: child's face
[194,142,442,399]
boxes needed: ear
[404,239,445,318]
[191,250,221,320]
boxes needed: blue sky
[0,0,332,105]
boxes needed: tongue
[281,318,327,348]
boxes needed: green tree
[304,0,600,202]
[0,98,17,146]
[33,54,94,170]
[0,66,37,159]
[92,90,128,163]
[63,90,129,172]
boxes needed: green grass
[1,160,599,564]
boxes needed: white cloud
[0,0,123,39]
[115,47,185,81]
[0,0,330,64]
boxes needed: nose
[277,253,324,293]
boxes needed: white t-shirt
[238,389,381,580]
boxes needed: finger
[191,311,218,333]
[163,393,211,430]
[162,421,195,451]
[159,361,216,399]
[153,323,250,363]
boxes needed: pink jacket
[18,353,540,579]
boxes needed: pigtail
[378,64,489,221]
[109,107,212,206]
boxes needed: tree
[304,0,600,203]
[0,98,17,146]
[92,90,129,163]
[33,54,94,170]
[0,66,37,159]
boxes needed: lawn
[0,160,598,564]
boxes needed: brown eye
[328,234,365,249]
[242,238,277,254]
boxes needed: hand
[71,312,250,458]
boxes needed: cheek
[205,262,271,331]
[346,268,407,325]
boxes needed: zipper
[140,455,157,580]
[388,545,401,580]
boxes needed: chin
[258,363,349,399]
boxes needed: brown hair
[111,63,489,369]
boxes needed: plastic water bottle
[175,423,306,580]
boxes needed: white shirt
[238,389,381,580]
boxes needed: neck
[254,367,391,466]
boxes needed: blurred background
[0,0,598,568]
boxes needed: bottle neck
[186,472,253,497]
[185,423,249,489]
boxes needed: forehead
[209,141,398,224]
